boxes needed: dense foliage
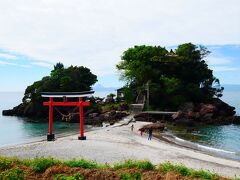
[23,63,97,103]
[21,63,97,117]
[116,43,223,110]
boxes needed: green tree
[116,43,223,110]
[22,63,97,117]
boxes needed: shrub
[0,168,24,180]
[114,160,155,170]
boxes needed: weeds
[159,161,218,180]
[0,157,21,170]
[0,157,13,170]
[64,159,107,169]
[192,169,218,179]
[27,157,60,172]
[0,157,227,180]
[120,172,142,180]
[114,160,155,170]
[54,173,84,180]
[0,168,24,180]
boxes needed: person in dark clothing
[148,128,153,140]
[131,124,134,131]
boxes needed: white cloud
[210,66,238,72]
[19,64,31,68]
[0,60,17,66]
[0,53,17,60]
[31,62,53,68]
[207,57,232,65]
[0,0,239,76]
[0,60,31,68]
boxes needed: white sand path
[0,118,240,178]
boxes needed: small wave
[174,136,236,154]
[197,144,235,154]
[161,133,238,161]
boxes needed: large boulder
[2,109,14,116]
[175,118,195,127]
[212,98,236,116]
[178,102,194,112]
[199,104,217,116]
[139,123,165,131]
[233,116,240,124]
[88,113,99,118]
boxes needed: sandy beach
[0,116,240,178]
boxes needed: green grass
[120,172,141,180]
[23,157,60,173]
[159,161,218,180]
[54,173,84,180]
[114,160,155,170]
[0,157,21,170]
[0,157,227,180]
[0,168,24,180]
[64,159,109,169]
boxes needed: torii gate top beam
[40,91,94,98]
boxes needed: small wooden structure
[41,91,94,141]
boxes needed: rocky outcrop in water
[172,98,238,126]
[2,103,46,117]
[133,98,239,126]
[2,101,130,126]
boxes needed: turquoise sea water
[165,85,240,160]
[0,92,93,147]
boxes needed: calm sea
[165,85,240,160]
[0,92,97,147]
[0,88,240,160]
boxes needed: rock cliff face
[84,110,129,126]
[2,102,46,118]
[134,98,240,126]
[2,102,130,126]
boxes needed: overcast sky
[0,0,240,91]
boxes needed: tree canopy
[116,43,223,110]
[23,63,97,103]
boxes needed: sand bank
[0,116,239,178]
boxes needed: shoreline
[158,132,240,161]
[0,117,240,178]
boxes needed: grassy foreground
[0,156,238,180]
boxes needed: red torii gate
[41,91,94,141]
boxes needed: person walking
[131,124,134,131]
[148,128,153,140]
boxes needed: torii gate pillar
[78,97,86,140]
[47,97,55,141]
